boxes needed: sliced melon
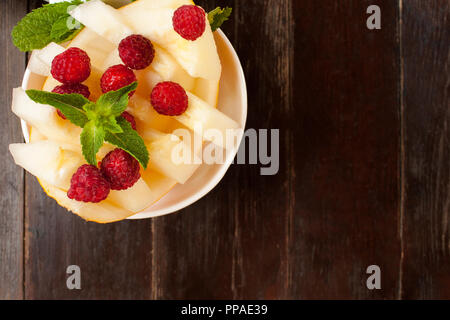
[122,0,193,10]
[127,94,174,132]
[40,180,134,223]
[28,42,65,76]
[9,140,84,190]
[193,78,220,107]
[107,178,155,212]
[141,168,177,202]
[68,27,116,71]
[70,0,134,44]
[12,87,81,145]
[174,92,240,149]
[143,129,200,184]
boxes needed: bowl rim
[20,28,247,219]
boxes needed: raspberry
[172,5,206,41]
[51,47,91,84]
[150,81,188,116]
[67,165,110,203]
[100,148,141,190]
[52,84,91,119]
[100,64,137,96]
[121,111,137,130]
[119,34,155,70]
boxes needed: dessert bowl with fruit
[10,0,247,223]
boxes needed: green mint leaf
[208,7,232,32]
[80,121,106,166]
[102,116,123,134]
[96,82,138,117]
[105,117,149,169]
[26,90,89,127]
[50,15,83,43]
[11,1,83,52]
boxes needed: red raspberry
[172,5,206,41]
[100,149,141,190]
[100,64,137,96]
[51,47,91,84]
[150,81,188,116]
[67,165,110,203]
[52,84,91,119]
[121,111,137,130]
[119,34,155,70]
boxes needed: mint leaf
[50,15,82,43]
[80,121,106,166]
[11,1,83,52]
[208,7,232,32]
[102,116,123,134]
[96,82,137,117]
[26,82,148,168]
[25,90,89,127]
[105,117,149,169]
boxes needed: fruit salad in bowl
[10,0,247,223]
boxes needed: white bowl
[21,30,247,219]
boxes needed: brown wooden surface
[0,0,449,299]
[0,0,27,300]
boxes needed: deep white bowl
[21,29,247,219]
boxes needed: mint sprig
[11,1,84,52]
[208,7,232,32]
[25,90,89,127]
[25,82,149,169]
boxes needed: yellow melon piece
[107,178,155,213]
[174,92,240,149]
[12,87,81,145]
[28,42,65,76]
[126,94,174,132]
[9,140,84,190]
[142,128,200,184]
[70,0,134,44]
[40,180,134,224]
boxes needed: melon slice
[40,180,134,223]
[9,140,84,190]
[142,129,200,184]
[70,0,134,45]
[193,78,220,108]
[12,87,81,145]
[28,42,65,76]
[68,27,116,70]
[140,168,177,202]
[174,92,240,149]
[107,178,155,213]
[70,0,133,44]
[127,94,174,132]
[122,0,193,10]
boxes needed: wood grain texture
[401,0,450,299]
[289,0,401,299]
[0,0,27,300]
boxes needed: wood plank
[151,0,293,299]
[0,0,27,300]
[289,0,401,299]
[401,0,450,299]
[23,0,154,300]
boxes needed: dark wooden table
[0,0,449,300]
